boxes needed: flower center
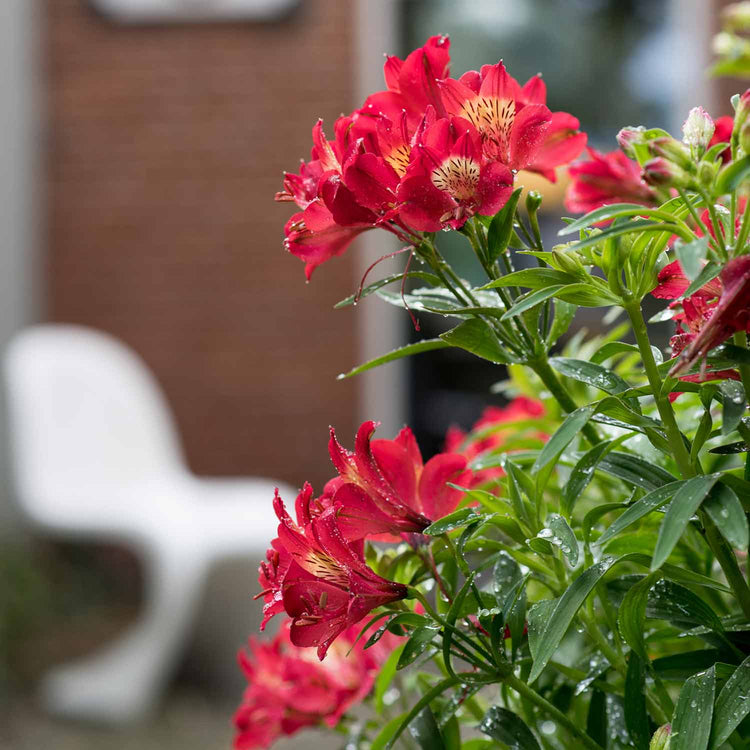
[384,144,412,177]
[431,156,480,200]
[460,96,515,160]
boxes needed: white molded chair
[3,324,293,723]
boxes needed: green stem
[734,200,750,254]
[624,300,695,478]
[698,187,728,260]
[529,355,601,446]
[505,674,604,750]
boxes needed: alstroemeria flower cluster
[233,621,397,749]
[652,254,750,384]
[277,36,586,278]
[257,421,471,659]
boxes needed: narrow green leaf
[651,475,721,570]
[479,267,577,291]
[550,357,630,394]
[547,299,578,346]
[539,513,579,566]
[720,379,747,435]
[683,261,721,298]
[334,271,440,308]
[624,654,650,750]
[716,154,750,194]
[586,689,607,747]
[554,282,618,307]
[704,482,749,549]
[338,339,449,379]
[597,452,678,491]
[527,598,558,664]
[371,712,408,750]
[646,579,724,632]
[596,481,686,546]
[532,405,595,473]
[440,318,511,364]
[618,571,661,662]
[487,188,523,263]
[559,203,668,235]
[409,706,447,750]
[571,220,683,251]
[442,573,476,680]
[501,285,565,320]
[564,439,622,517]
[397,625,440,669]
[592,341,662,365]
[671,665,715,750]
[479,706,541,750]
[710,653,750,748]
[423,508,484,536]
[528,555,632,683]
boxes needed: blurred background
[0,1,737,748]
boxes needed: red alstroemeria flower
[709,115,734,163]
[438,61,552,171]
[233,621,397,749]
[397,116,514,230]
[328,421,471,540]
[514,74,587,181]
[445,397,546,487]
[565,148,658,214]
[651,259,723,302]
[670,254,750,375]
[258,484,407,658]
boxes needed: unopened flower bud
[552,247,587,277]
[525,190,543,215]
[617,126,646,159]
[682,107,715,150]
[649,724,671,750]
[698,160,719,188]
[643,157,692,188]
[735,89,750,132]
[647,137,694,171]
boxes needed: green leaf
[374,643,405,714]
[397,625,440,669]
[547,299,578,346]
[487,188,523,263]
[479,267,578,291]
[539,513,579,566]
[554,282,618,307]
[646,579,724,632]
[532,405,596,473]
[651,475,721,570]
[710,653,750,748]
[423,508,484,536]
[528,555,631,683]
[586,689,607,747]
[559,203,670,235]
[720,379,747,435]
[618,571,661,662]
[570,220,684,251]
[564,438,625,517]
[479,706,541,750]
[683,261,721,298]
[550,356,630,394]
[597,452,678,491]
[501,285,565,320]
[592,341,662,365]
[527,598,558,664]
[370,712,408,750]
[674,236,709,281]
[596,481,686,546]
[338,339,449,379]
[671,665,715,750]
[624,654,650,750]
[409,706,447,750]
[703,482,749,550]
[440,319,511,364]
[716,154,750,194]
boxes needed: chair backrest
[3,324,185,529]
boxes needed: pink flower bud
[682,106,715,150]
[647,137,694,170]
[643,157,691,188]
[617,126,646,158]
[735,89,750,131]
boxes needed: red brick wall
[45,0,359,488]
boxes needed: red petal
[476,162,514,216]
[418,453,470,519]
[509,103,551,171]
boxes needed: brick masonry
[45,0,359,489]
